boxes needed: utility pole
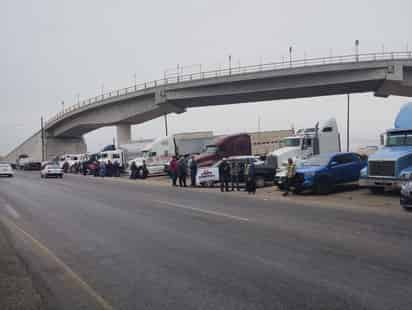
[164,114,168,136]
[228,55,232,76]
[289,46,293,67]
[61,100,65,113]
[347,94,350,152]
[41,116,45,161]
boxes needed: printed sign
[196,167,219,184]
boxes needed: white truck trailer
[128,132,214,177]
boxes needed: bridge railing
[46,50,412,126]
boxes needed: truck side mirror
[330,161,338,167]
[380,134,384,146]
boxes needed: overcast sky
[1,0,411,155]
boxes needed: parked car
[293,152,365,194]
[23,161,42,171]
[41,163,63,178]
[0,162,14,177]
[196,155,275,188]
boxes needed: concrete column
[116,124,131,146]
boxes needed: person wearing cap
[283,158,296,196]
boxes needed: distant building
[249,130,294,156]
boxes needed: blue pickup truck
[293,152,366,194]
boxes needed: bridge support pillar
[45,136,87,160]
[116,124,131,146]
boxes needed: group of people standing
[168,156,257,194]
[90,160,121,177]
[218,158,257,194]
[168,155,198,187]
[129,160,149,179]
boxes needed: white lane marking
[152,200,249,222]
[4,203,20,219]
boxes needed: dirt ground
[134,175,401,211]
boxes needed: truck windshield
[281,138,301,148]
[386,132,412,146]
[205,145,217,153]
[142,151,149,158]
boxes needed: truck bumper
[359,177,402,190]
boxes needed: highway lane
[1,171,412,310]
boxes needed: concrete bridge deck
[6,51,412,162]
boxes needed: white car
[0,163,14,177]
[41,163,63,178]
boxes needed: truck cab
[99,150,127,170]
[268,118,340,185]
[195,134,252,167]
[360,128,412,192]
[360,103,412,192]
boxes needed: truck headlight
[360,167,368,178]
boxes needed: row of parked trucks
[54,119,342,181]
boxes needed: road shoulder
[0,218,46,310]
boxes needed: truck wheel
[402,205,412,212]
[255,176,265,188]
[315,176,331,195]
[369,187,384,194]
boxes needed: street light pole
[61,101,65,113]
[164,114,168,136]
[228,55,232,76]
[347,94,350,152]
[355,40,359,62]
[41,116,45,161]
[289,46,293,67]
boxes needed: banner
[196,167,219,185]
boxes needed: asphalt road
[1,171,412,310]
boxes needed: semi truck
[266,118,341,186]
[360,102,412,192]
[129,132,214,177]
[195,133,252,167]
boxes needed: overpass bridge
[6,51,412,162]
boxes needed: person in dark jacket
[62,161,69,174]
[93,161,99,177]
[189,156,198,187]
[106,161,113,177]
[245,159,256,194]
[99,161,106,177]
[178,157,187,187]
[141,160,149,179]
[113,161,120,177]
[219,159,231,192]
[130,161,138,179]
[169,157,178,186]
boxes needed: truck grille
[368,160,395,177]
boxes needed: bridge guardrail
[46,51,412,126]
